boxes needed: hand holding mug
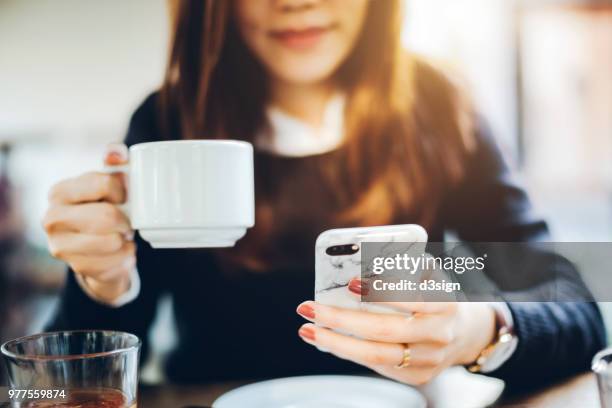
[43,144,136,303]
[44,140,255,304]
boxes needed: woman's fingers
[42,145,134,302]
[47,232,126,257]
[358,299,455,315]
[297,301,454,344]
[48,143,129,205]
[299,323,401,367]
[298,323,448,369]
[368,301,455,314]
[48,172,126,205]
[43,202,131,234]
[369,364,443,387]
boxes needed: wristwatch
[467,302,518,373]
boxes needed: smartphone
[315,224,428,313]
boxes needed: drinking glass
[593,347,612,408]
[1,330,140,407]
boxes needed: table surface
[140,367,600,408]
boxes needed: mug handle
[101,163,131,220]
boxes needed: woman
[44,0,605,386]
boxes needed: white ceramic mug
[105,140,254,248]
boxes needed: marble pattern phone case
[315,224,428,314]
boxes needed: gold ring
[394,344,411,369]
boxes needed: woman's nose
[274,0,322,13]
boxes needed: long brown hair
[160,0,475,269]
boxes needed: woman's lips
[270,26,333,50]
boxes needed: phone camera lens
[326,244,360,256]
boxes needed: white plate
[212,375,426,408]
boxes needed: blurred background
[1,0,611,384]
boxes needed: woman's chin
[266,59,343,86]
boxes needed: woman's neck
[269,79,337,128]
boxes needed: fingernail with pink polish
[105,144,128,165]
[296,303,315,320]
[298,326,316,342]
[348,279,368,295]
